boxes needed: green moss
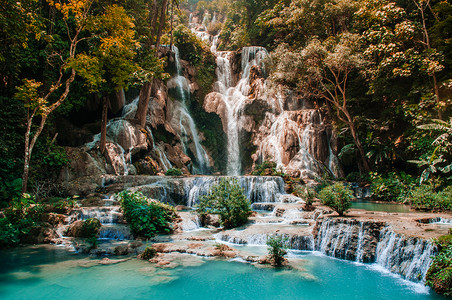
[153,125,176,145]
[188,94,227,174]
[240,131,257,174]
[426,234,452,297]
[140,246,157,260]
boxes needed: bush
[407,184,452,211]
[140,246,157,260]
[266,236,288,266]
[207,22,222,35]
[197,178,251,229]
[318,183,353,216]
[426,235,452,297]
[81,218,101,238]
[117,191,177,238]
[165,168,182,176]
[293,184,317,206]
[370,172,415,202]
[251,161,284,176]
[0,196,44,248]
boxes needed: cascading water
[171,46,211,174]
[375,227,436,281]
[212,47,268,175]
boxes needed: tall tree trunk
[136,81,153,128]
[155,0,168,48]
[100,95,109,154]
[147,0,159,48]
[415,0,442,119]
[343,111,371,173]
[169,0,174,47]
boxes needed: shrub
[0,196,44,248]
[207,22,222,35]
[266,236,288,266]
[165,168,182,176]
[117,191,177,238]
[406,184,452,211]
[318,183,353,216]
[81,218,101,238]
[370,172,415,202]
[251,161,284,176]
[293,184,317,206]
[140,246,157,260]
[426,235,452,297]
[197,178,251,229]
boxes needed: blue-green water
[0,246,444,300]
[351,200,412,213]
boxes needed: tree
[197,178,251,229]
[295,33,372,172]
[136,0,170,128]
[266,235,288,266]
[15,0,95,193]
[72,4,139,154]
[318,182,353,215]
[413,0,443,119]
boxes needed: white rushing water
[171,45,211,174]
[212,47,268,175]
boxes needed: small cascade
[122,96,139,120]
[217,232,315,250]
[178,212,203,231]
[66,201,133,241]
[171,46,211,174]
[355,222,365,262]
[153,141,173,172]
[375,227,436,281]
[314,218,381,262]
[182,176,285,207]
[99,224,133,240]
[70,206,123,224]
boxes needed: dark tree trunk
[136,81,153,128]
[155,0,168,48]
[100,95,109,154]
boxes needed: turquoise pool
[0,245,444,299]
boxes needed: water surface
[351,200,412,213]
[0,245,445,300]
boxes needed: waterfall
[211,47,268,175]
[313,218,436,282]
[375,227,436,281]
[182,176,285,207]
[171,46,211,174]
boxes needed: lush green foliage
[370,172,415,202]
[318,183,354,216]
[117,190,177,238]
[80,218,101,238]
[251,161,284,176]
[293,185,317,206]
[406,184,452,211]
[426,233,452,297]
[266,235,288,266]
[140,246,157,260]
[197,178,251,229]
[165,168,182,176]
[0,196,44,248]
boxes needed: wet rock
[21,224,59,244]
[66,220,85,237]
[113,245,130,255]
[202,214,221,227]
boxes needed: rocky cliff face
[202,43,342,178]
[59,46,226,186]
